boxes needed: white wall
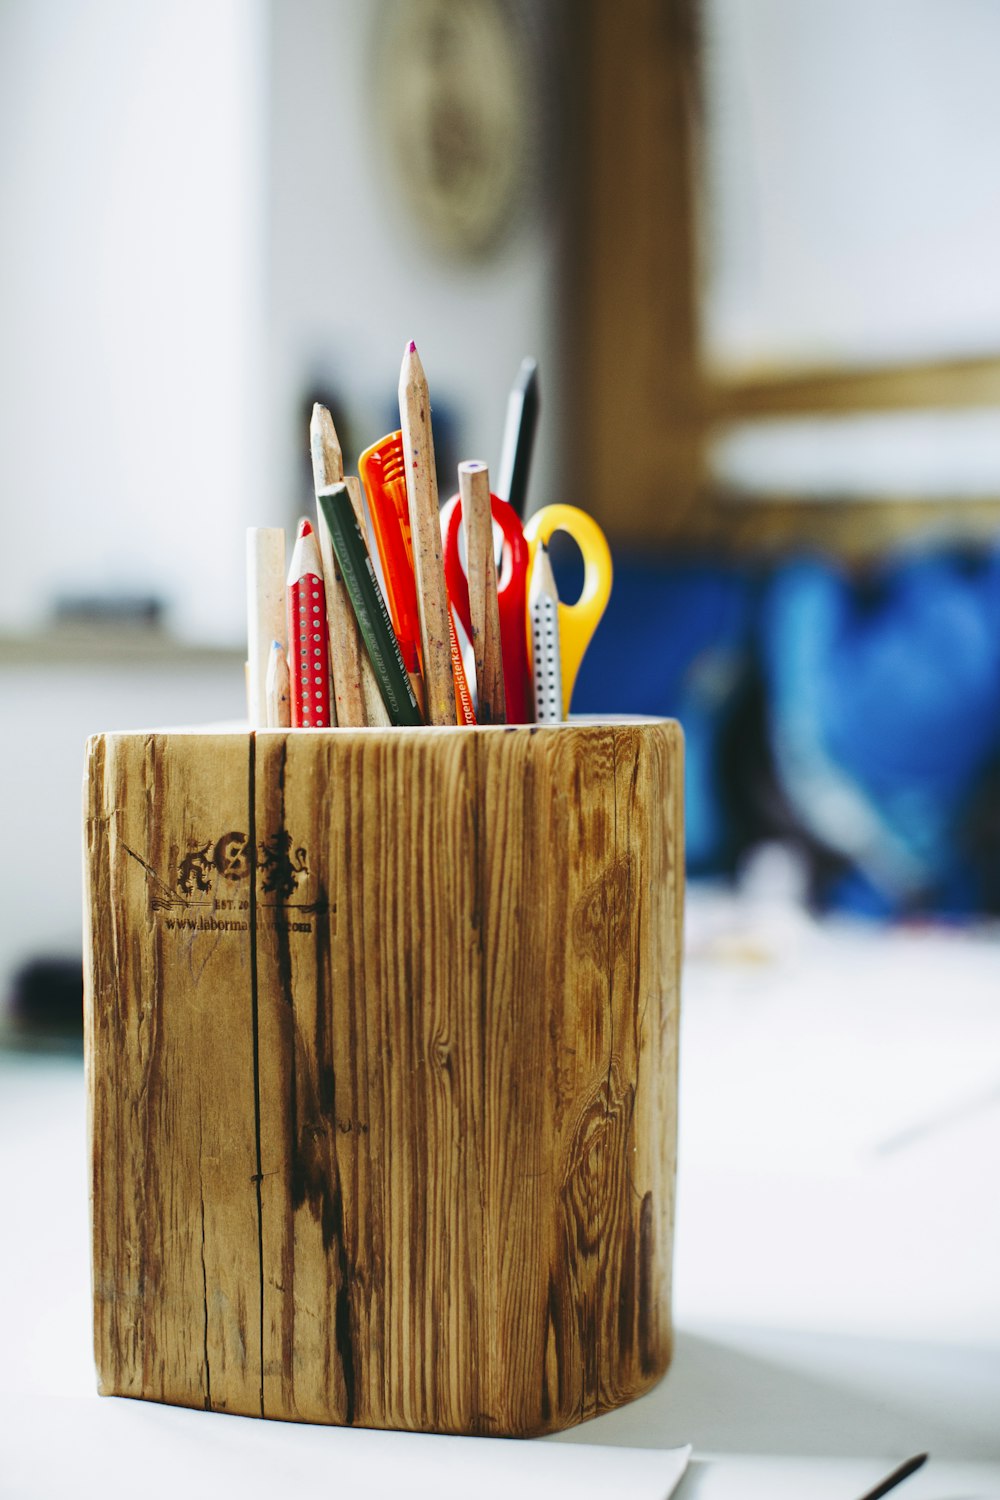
[0,1,561,649]
[0,0,267,644]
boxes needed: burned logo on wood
[175,830,308,900]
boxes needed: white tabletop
[3,891,999,1498]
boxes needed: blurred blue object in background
[568,546,1000,916]
[570,554,755,871]
[760,548,1000,915]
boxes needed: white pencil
[528,541,562,723]
[398,340,456,725]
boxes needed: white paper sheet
[3,1394,691,1500]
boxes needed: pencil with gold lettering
[317,483,423,727]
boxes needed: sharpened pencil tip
[310,404,343,487]
[408,339,416,352]
[297,518,312,537]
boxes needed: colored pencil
[310,402,390,727]
[317,484,423,727]
[286,518,332,727]
[310,401,342,488]
[458,460,505,724]
[344,476,394,727]
[527,540,562,723]
[398,340,456,725]
[264,639,291,728]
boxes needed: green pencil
[317,484,424,727]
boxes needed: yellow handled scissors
[523,504,613,719]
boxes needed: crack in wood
[248,731,266,1418]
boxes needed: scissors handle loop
[523,504,613,718]
[442,491,532,724]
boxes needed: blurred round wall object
[375,0,538,259]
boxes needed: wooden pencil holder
[84,719,683,1437]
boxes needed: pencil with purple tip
[398,340,457,725]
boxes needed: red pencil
[286,518,332,728]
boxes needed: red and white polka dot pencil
[285,517,332,728]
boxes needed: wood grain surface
[84,731,262,1413]
[85,721,683,1436]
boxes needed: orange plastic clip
[358,432,421,676]
[360,431,475,725]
